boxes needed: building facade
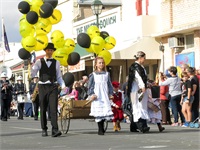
[154,0,200,76]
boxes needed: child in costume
[88,57,114,135]
[111,81,124,131]
[147,81,165,132]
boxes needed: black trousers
[1,98,9,120]
[33,96,39,118]
[17,103,24,119]
[38,84,58,131]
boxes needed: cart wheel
[60,109,70,134]
[104,120,108,132]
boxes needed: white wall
[121,0,162,40]
[50,0,74,40]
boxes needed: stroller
[189,117,199,128]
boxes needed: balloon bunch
[18,0,79,67]
[77,25,116,65]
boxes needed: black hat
[44,43,56,51]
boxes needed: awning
[111,37,162,59]
[74,44,91,58]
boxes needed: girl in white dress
[146,81,165,132]
[88,57,114,135]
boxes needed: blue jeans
[170,94,185,123]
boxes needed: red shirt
[160,84,169,100]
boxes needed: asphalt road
[0,117,199,150]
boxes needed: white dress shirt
[31,57,65,88]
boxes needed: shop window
[185,34,194,49]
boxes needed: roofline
[78,2,121,6]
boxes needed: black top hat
[44,43,56,51]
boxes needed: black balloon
[67,52,80,66]
[18,48,31,60]
[18,1,30,14]
[100,31,109,39]
[77,33,91,48]
[63,72,75,87]
[44,0,58,8]
[26,11,38,24]
[39,3,54,18]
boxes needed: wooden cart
[58,98,108,134]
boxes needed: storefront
[72,7,162,83]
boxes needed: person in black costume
[0,72,12,121]
[127,51,150,133]
[31,43,67,137]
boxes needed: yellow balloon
[52,50,64,61]
[52,48,68,62]
[35,18,51,30]
[104,36,116,50]
[19,15,27,25]
[91,36,105,54]
[60,56,68,67]
[35,34,48,51]
[85,46,93,53]
[64,38,75,54]
[20,22,35,38]
[35,24,52,35]
[21,36,36,52]
[30,0,43,14]
[49,9,62,24]
[51,30,65,48]
[87,25,100,39]
[98,50,112,65]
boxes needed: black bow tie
[46,59,53,62]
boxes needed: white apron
[89,72,113,120]
[130,81,150,122]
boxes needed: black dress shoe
[130,129,139,132]
[34,117,38,121]
[17,117,23,120]
[141,127,150,133]
[1,118,7,121]
[52,130,62,137]
[159,127,165,132]
[42,130,48,137]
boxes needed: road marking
[139,145,168,149]
[11,127,41,131]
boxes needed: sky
[0,0,22,42]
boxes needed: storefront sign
[73,7,121,36]
[76,15,117,35]
[68,60,85,73]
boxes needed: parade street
[0,117,199,150]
